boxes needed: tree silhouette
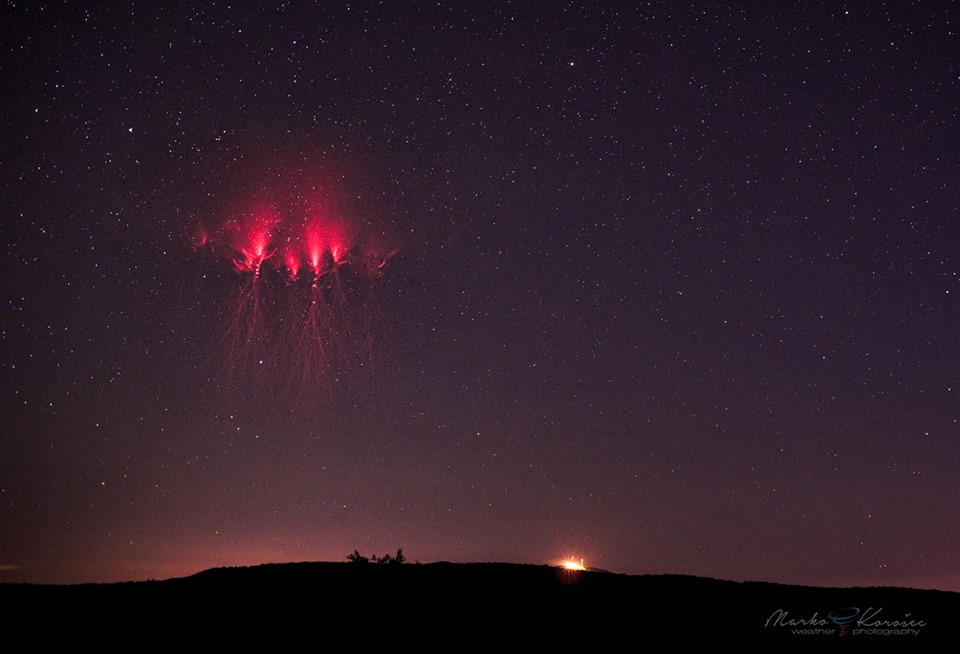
[346,550,369,564]
[346,548,405,564]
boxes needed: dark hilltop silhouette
[3,560,954,643]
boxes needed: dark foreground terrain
[4,562,955,643]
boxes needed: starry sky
[2,2,958,589]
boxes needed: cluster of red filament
[194,205,394,407]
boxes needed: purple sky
[2,2,958,590]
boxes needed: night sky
[3,2,959,590]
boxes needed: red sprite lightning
[197,200,395,406]
[228,208,279,281]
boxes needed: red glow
[197,202,384,285]
[283,249,301,281]
[226,208,281,279]
[327,222,348,263]
[191,228,209,250]
[304,223,326,275]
